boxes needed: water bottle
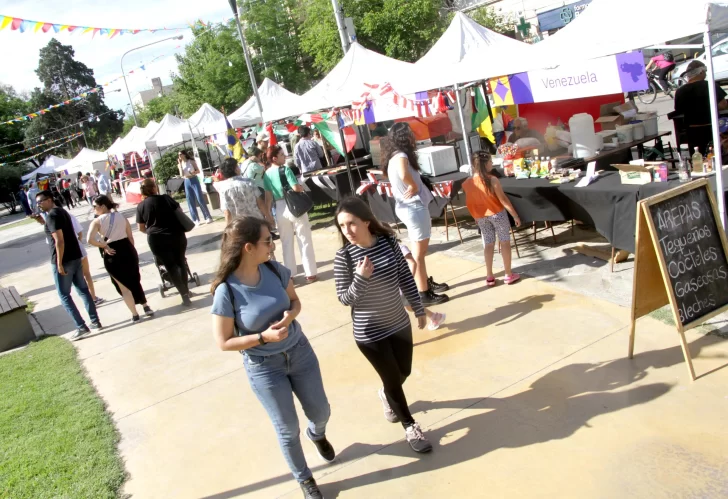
[678,155,690,182]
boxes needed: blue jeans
[243,335,330,483]
[184,176,211,223]
[52,258,99,329]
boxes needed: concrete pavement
[1,202,728,498]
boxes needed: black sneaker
[428,276,449,292]
[181,295,193,307]
[405,423,433,454]
[131,315,140,324]
[70,326,90,341]
[89,320,103,330]
[300,477,323,499]
[419,290,449,306]
[143,305,154,317]
[306,428,335,463]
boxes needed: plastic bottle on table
[706,146,715,172]
[692,147,703,173]
[678,155,691,182]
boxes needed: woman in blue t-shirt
[210,217,333,499]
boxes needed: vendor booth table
[302,157,373,203]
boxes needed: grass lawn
[0,337,126,498]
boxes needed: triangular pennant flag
[42,22,52,33]
[140,65,145,70]
[52,24,61,32]
[0,16,12,31]
[34,21,44,33]
[67,25,77,32]
[92,27,101,38]
[11,17,22,30]
[99,28,109,36]
[82,27,93,34]
[109,29,120,38]
[18,20,29,32]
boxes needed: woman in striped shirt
[334,197,432,454]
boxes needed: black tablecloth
[500,172,683,252]
[166,177,185,194]
[303,164,371,203]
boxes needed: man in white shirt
[215,158,272,225]
[94,169,112,197]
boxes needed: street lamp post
[228,0,263,116]
[121,34,184,126]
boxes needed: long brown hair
[210,217,273,294]
[380,122,419,176]
[471,150,494,195]
[334,196,395,248]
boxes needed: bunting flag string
[0,14,232,38]
[0,131,84,160]
[1,50,180,127]
[0,132,82,167]
[351,83,456,122]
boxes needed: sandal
[504,273,521,285]
[486,276,497,287]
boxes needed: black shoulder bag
[278,167,313,218]
[223,261,285,337]
[165,194,195,232]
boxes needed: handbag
[166,194,195,232]
[278,167,313,218]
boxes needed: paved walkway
[1,201,727,498]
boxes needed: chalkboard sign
[629,179,728,380]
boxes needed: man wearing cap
[674,60,728,154]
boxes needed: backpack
[223,261,284,337]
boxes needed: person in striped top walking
[334,197,433,454]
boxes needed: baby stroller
[154,256,201,297]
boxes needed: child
[400,242,446,330]
[463,151,522,286]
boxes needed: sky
[0,0,232,117]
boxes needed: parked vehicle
[671,37,728,84]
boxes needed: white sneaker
[405,423,432,453]
[205,218,214,224]
[194,220,200,227]
[428,312,446,331]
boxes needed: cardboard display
[612,163,655,185]
[629,179,728,380]
[595,101,638,130]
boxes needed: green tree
[23,39,123,157]
[173,23,255,117]
[466,5,516,36]
[0,85,30,162]
[240,0,313,93]
[0,165,23,213]
[298,0,448,75]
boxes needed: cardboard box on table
[595,101,639,131]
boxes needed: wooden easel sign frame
[629,179,728,380]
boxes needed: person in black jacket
[136,179,192,307]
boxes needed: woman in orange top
[463,151,522,286]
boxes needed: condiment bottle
[678,155,691,182]
[706,146,714,172]
[692,147,703,173]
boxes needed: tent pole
[454,83,472,165]
[338,125,355,193]
[704,4,725,230]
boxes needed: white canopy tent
[57,148,108,175]
[22,155,69,180]
[229,78,306,127]
[390,12,532,96]
[106,136,126,157]
[147,114,194,148]
[107,120,161,157]
[188,103,228,137]
[265,42,414,122]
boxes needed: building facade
[132,77,174,109]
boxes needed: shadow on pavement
[201,336,728,499]
[414,294,554,348]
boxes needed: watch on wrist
[257,333,266,345]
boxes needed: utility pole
[228,0,264,116]
[331,0,350,55]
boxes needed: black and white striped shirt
[334,235,425,343]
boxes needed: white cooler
[417,145,458,176]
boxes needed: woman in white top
[87,195,153,323]
[177,150,213,225]
[381,122,449,306]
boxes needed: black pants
[148,232,189,297]
[61,190,73,209]
[357,324,415,428]
[654,65,674,92]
